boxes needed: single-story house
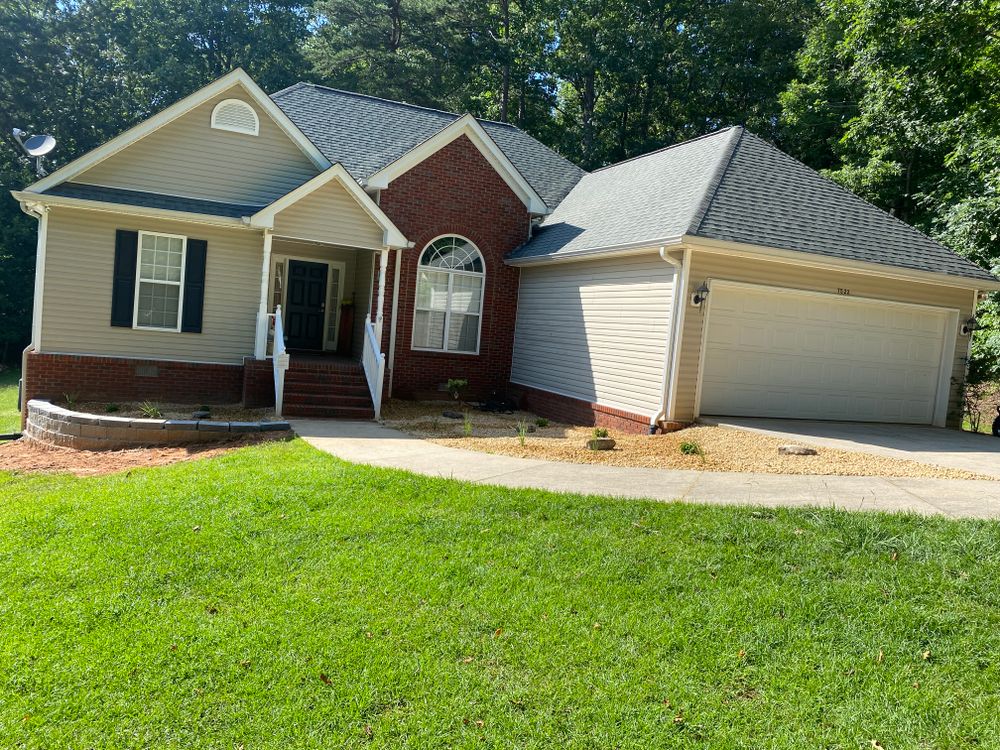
[12,68,1000,432]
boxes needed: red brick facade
[509,383,654,434]
[23,352,244,410]
[377,134,529,401]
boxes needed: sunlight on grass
[1,439,999,748]
[0,369,20,434]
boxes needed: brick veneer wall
[377,134,529,401]
[242,358,275,408]
[23,352,244,413]
[509,383,656,434]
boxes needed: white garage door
[699,282,954,424]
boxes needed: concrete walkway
[291,419,1000,520]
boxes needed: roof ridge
[590,127,740,174]
[269,81,308,98]
[688,126,744,234]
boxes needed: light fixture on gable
[12,127,56,176]
[211,99,259,136]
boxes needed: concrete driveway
[707,418,1000,479]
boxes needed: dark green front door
[285,260,328,351]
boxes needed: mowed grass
[0,368,20,433]
[2,440,999,748]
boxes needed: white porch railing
[270,305,290,417]
[362,318,385,420]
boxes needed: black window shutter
[111,230,138,327]
[181,239,207,333]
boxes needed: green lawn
[2,441,999,748]
[0,368,20,433]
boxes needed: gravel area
[382,401,990,480]
[0,433,288,476]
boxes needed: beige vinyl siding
[271,181,385,250]
[40,207,262,364]
[72,86,318,206]
[511,253,676,417]
[352,251,375,359]
[674,247,974,423]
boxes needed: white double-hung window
[134,231,186,331]
[412,235,485,354]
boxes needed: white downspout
[651,246,691,432]
[19,202,48,420]
[387,247,402,397]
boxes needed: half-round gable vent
[211,99,259,136]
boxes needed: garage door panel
[700,284,948,424]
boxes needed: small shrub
[63,393,78,409]
[592,427,609,439]
[446,378,468,401]
[138,401,163,419]
[535,417,549,428]
[104,403,120,413]
[462,413,473,438]
[679,441,705,461]
[516,420,530,446]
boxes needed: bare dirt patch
[0,433,289,477]
[382,401,990,480]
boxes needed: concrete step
[282,404,375,419]
[284,393,373,409]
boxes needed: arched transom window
[412,235,485,354]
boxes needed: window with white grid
[412,236,484,354]
[134,231,186,331]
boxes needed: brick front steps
[281,359,375,419]
[25,400,290,451]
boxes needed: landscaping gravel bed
[381,401,990,480]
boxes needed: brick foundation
[23,352,246,424]
[242,358,275,408]
[509,383,653,434]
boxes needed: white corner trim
[10,190,252,230]
[365,114,548,215]
[26,68,330,194]
[248,164,409,249]
[29,205,50,351]
[683,235,1000,292]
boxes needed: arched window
[412,235,485,354]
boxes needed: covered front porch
[244,164,408,418]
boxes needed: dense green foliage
[1,0,998,370]
[2,440,1000,746]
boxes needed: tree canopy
[1,0,997,376]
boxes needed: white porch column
[375,247,390,345]
[254,229,273,359]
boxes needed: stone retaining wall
[25,400,290,451]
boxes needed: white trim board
[692,279,960,428]
[25,68,330,194]
[365,114,548,215]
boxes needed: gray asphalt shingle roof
[46,182,264,218]
[271,83,586,210]
[512,127,997,283]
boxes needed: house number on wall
[837,288,851,295]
